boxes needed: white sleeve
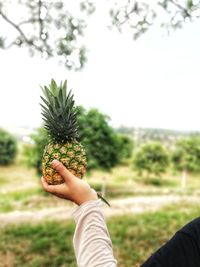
[72,199,117,267]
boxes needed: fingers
[51,160,74,183]
[41,176,56,193]
[41,176,70,197]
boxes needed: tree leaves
[133,142,169,178]
[0,0,89,70]
[1,1,200,69]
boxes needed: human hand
[41,159,98,205]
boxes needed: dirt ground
[0,194,200,227]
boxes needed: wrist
[76,195,98,206]
[74,188,98,206]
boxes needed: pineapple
[40,79,110,207]
[40,79,87,185]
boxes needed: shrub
[133,141,169,178]
[117,134,134,162]
[0,128,17,165]
[78,107,125,170]
[172,136,200,173]
[23,128,48,174]
[24,108,134,174]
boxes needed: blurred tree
[117,134,134,162]
[77,107,133,198]
[0,0,199,69]
[77,107,125,170]
[0,128,17,165]
[24,107,131,174]
[133,141,169,179]
[110,0,200,39]
[23,127,48,174]
[0,0,94,70]
[172,136,200,188]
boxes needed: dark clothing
[141,217,200,267]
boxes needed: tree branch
[0,9,48,54]
[38,0,44,39]
[18,19,38,26]
[37,0,51,54]
[169,0,191,17]
[0,10,33,44]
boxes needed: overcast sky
[1,2,200,132]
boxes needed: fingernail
[51,159,59,167]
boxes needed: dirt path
[0,194,200,226]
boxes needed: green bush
[23,128,48,174]
[78,107,127,170]
[133,141,169,178]
[24,108,134,174]
[172,136,200,173]
[117,134,134,161]
[0,128,17,165]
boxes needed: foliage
[110,0,200,39]
[133,141,169,178]
[24,107,133,174]
[23,127,48,174]
[172,136,200,173]
[0,128,17,165]
[0,0,93,70]
[77,107,124,170]
[40,79,79,143]
[0,1,200,69]
[0,203,200,266]
[117,134,134,161]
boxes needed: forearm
[72,199,117,267]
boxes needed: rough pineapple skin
[42,140,87,185]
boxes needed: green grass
[0,188,51,212]
[0,175,8,185]
[1,163,200,213]
[110,202,200,266]
[0,221,76,267]
[1,159,200,265]
[0,202,200,266]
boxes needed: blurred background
[1,0,200,266]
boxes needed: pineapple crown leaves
[40,79,79,143]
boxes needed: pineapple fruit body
[40,79,110,206]
[42,141,87,185]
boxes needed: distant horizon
[3,123,200,135]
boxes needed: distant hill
[116,126,200,147]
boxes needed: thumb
[51,160,74,183]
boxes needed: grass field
[0,202,200,266]
[1,163,200,266]
[0,163,200,213]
